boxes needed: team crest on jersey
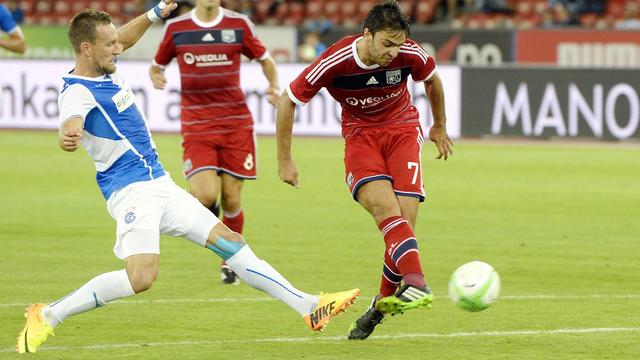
[221,30,236,43]
[124,212,136,224]
[346,172,354,188]
[183,159,193,173]
[386,69,402,85]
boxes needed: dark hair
[68,9,112,53]
[363,0,410,37]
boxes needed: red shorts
[182,129,256,180]
[344,126,426,202]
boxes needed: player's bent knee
[210,222,244,241]
[225,231,245,243]
[221,197,241,213]
[128,269,157,293]
[362,200,401,222]
[206,223,247,260]
[126,263,159,293]
[220,190,241,210]
[206,236,246,261]
[192,190,218,208]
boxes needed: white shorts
[106,175,219,260]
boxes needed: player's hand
[61,127,83,151]
[278,159,299,188]
[160,0,178,18]
[266,86,280,106]
[149,66,167,89]
[429,124,454,160]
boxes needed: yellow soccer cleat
[304,288,360,331]
[16,303,55,354]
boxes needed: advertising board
[1,60,461,138]
[461,67,639,140]
[516,30,640,67]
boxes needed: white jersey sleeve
[58,84,97,127]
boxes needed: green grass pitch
[1,130,639,359]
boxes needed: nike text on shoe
[375,284,433,316]
[220,265,240,285]
[16,304,55,354]
[304,288,360,331]
[347,295,385,340]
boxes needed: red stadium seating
[19,0,635,30]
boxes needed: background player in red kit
[150,0,280,284]
[276,0,453,340]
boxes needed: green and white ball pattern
[449,261,500,312]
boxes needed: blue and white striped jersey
[58,72,166,200]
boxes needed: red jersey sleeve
[154,23,177,66]
[402,39,437,82]
[241,18,267,60]
[287,51,337,106]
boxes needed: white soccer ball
[448,261,500,312]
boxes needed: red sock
[378,216,425,289]
[380,253,402,297]
[221,209,244,267]
[378,217,403,296]
[223,209,244,234]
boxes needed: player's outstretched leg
[375,283,433,316]
[16,269,135,353]
[206,224,360,332]
[304,288,360,331]
[16,304,55,354]
[347,295,385,340]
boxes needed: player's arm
[424,73,454,160]
[0,27,26,54]
[117,0,177,51]
[257,55,280,106]
[276,91,299,188]
[276,51,328,187]
[149,17,177,90]
[149,62,167,89]
[58,117,83,152]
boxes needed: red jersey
[154,9,268,135]
[288,35,436,138]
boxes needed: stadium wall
[3,59,638,140]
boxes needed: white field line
[0,297,276,308]
[3,327,640,353]
[1,294,640,308]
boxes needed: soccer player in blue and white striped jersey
[16,2,359,353]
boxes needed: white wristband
[146,1,167,23]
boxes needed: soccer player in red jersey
[276,0,454,339]
[149,0,280,285]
